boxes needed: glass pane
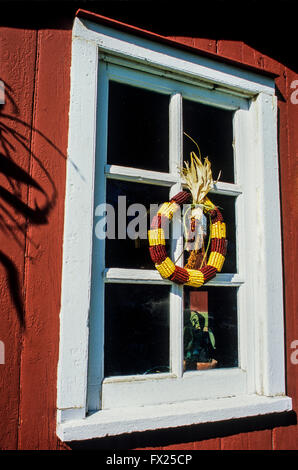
[105,179,170,269]
[183,98,235,183]
[209,193,237,274]
[182,193,237,274]
[184,286,238,371]
[104,283,171,377]
[107,81,169,172]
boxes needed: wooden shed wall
[0,15,297,451]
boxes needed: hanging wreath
[148,135,227,288]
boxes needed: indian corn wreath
[148,134,228,287]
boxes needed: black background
[0,0,297,73]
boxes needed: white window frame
[56,17,292,442]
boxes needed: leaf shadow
[0,79,67,328]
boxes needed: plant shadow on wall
[0,81,65,328]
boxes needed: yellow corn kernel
[208,251,225,272]
[203,197,216,211]
[207,251,217,268]
[210,223,219,239]
[217,254,225,272]
[155,257,176,278]
[211,222,226,239]
[185,269,205,288]
[158,202,179,220]
[220,222,226,238]
[148,228,166,246]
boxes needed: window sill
[57,394,292,442]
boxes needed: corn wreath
[148,136,227,288]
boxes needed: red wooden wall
[0,12,297,451]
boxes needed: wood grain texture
[221,430,272,450]
[193,438,221,450]
[170,37,217,54]
[15,28,71,450]
[0,27,37,450]
[273,425,298,450]
[273,67,298,450]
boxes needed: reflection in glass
[104,283,171,377]
[184,286,238,370]
[209,193,237,274]
[108,81,169,172]
[182,193,237,274]
[183,98,235,183]
[105,179,170,269]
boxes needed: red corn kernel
[200,265,217,282]
[170,266,189,284]
[149,245,168,264]
[170,191,191,206]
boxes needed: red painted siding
[0,16,297,451]
[17,28,71,450]
[0,27,38,450]
[0,25,71,450]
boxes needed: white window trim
[56,17,292,442]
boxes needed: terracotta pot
[196,359,218,370]
[183,358,218,371]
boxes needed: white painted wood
[232,105,259,393]
[104,268,244,286]
[105,164,242,196]
[106,61,249,111]
[105,164,178,186]
[74,18,275,97]
[207,273,245,286]
[104,53,261,103]
[86,61,109,411]
[250,93,286,396]
[103,372,176,383]
[168,93,184,378]
[169,93,183,176]
[57,408,86,424]
[102,367,247,409]
[57,38,99,413]
[169,285,184,378]
[210,181,242,196]
[57,394,292,441]
[104,268,171,284]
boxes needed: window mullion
[169,92,183,176]
[169,93,184,378]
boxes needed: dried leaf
[179,150,217,204]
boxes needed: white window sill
[57,394,292,442]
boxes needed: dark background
[0,0,297,72]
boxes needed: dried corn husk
[179,133,220,205]
[180,151,214,204]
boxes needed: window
[57,15,291,441]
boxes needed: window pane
[183,193,237,273]
[184,286,238,370]
[208,193,237,274]
[105,179,170,269]
[183,98,235,183]
[104,283,171,377]
[107,81,169,172]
